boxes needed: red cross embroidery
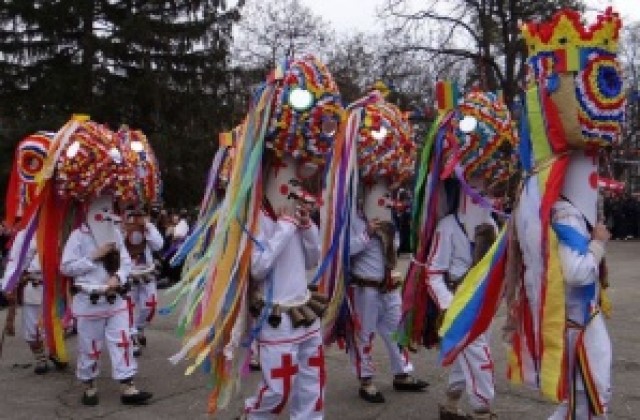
[270,353,298,414]
[116,330,131,367]
[480,345,495,384]
[89,340,101,372]
[145,293,158,322]
[125,296,135,328]
[308,345,326,411]
[363,332,375,355]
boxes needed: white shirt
[251,211,320,307]
[129,222,164,272]
[349,214,399,282]
[1,230,42,305]
[552,200,605,324]
[426,213,496,309]
[60,225,132,317]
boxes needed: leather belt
[21,274,43,286]
[351,275,401,293]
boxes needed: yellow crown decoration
[522,8,622,71]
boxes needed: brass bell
[311,291,328,305]
[306,297,327,317]
[89,290,100,304]
[288,307,306,328]
[105,290,117,304]
[299,305,317,327]
[249,296,265,318]
[268,304,282,328]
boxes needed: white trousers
[549,314,611,420]
[447,333,495,411]
[244,328,324,420]
[76,309,137,382]
[129,280,158,334]
[22,304,43,343]
[349,287,413,379]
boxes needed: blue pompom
[546,73,560,92]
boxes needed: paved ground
[1,241,639,419]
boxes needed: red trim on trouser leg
[308,345,326,411]
[480,345,495,385]
[364,332,374,355]
[89,340,101,372]
[463,351,489,406]
[355,342,362,379]
[402,347,410,368]
[361,332,375,377]
[270,353,298,414]
[116,330,131,367]
[252,384,269,410]
[145,294,158,323]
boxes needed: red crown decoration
[522,8,622,72]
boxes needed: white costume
[1,231,44,344]
[426,204,496,412]
[544,153,612,419]
[128,222,163,337]
[244,210,324,420]
[547,200,611,420]
[173,219,189,240]
[349,214,412,380]
[60,224,134,382]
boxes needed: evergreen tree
[0,0,242,207]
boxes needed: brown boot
[471,409,497,419]
[439,389,471,420]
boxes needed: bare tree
[327,31,471,108]
[233,0,334,69]
[379,0,583,107]
[616,23,640,189]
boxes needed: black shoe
[138,335,147,347]
[34,360,49,375]
[82,391,99,406]
[121,390,153,405]
[393,376,429,392]
[439,404,472,420]
[359,386,385,403]
[132,336,142,357]
[49,356,68,370]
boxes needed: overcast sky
[300,0,639,32]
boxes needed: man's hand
[92,242,116,261]
[366,218,381,236]
[592,223,611,242]
[106,275,120,291]
[295,203,313,226]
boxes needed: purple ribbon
[2,213,39,292]
[453,166,509,218]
